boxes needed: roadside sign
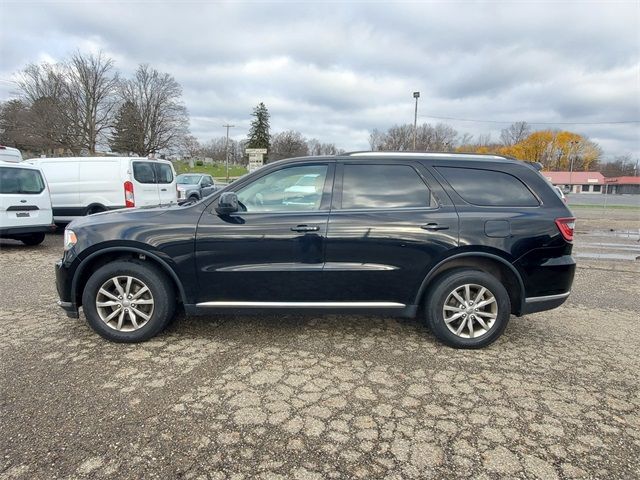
[246,148,267,173]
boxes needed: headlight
[63,229,78,251]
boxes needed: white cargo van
[27,157,177,222]
[0,161,54,245]
[0,145,23,163]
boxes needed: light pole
[413,91,420,151]
[223,124,236,183]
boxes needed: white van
[0,161,54,245]
[27,157,177,222]
[0,145,23,163]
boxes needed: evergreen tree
[110,101,142,155]
[246,102,270,151]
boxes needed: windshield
[0,167,45,194]
[177,174,202,185]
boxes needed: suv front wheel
[425,269,511,349]
[82,260,176,342]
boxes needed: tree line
[0,52,633,174]
[369,121,613,172]
[184,102,343,166]
[0,51,188,157]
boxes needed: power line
[420,114,640,126]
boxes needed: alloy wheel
[95,276,154,332]
[442,283,498,339]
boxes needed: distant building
[543,171,605,194]
[543,171,640,195]
[604,176,640,195]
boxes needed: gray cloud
[0,0,638,158]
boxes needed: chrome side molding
[524,291,571,303]
[196,301,406,308]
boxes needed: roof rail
[342,151,508,160]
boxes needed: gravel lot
[1,207,639,479]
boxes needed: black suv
[56,153,576,348]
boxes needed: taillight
[124,181,135,208]
[555,217,575,242]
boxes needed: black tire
[82,260,176,343]
[188,195,200,203]
[21,233,46,246]
[425,269,511,349]
[86,205,106,216]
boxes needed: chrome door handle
[291,225,320,232]
[421,223,449,231]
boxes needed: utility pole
[223,124,236,183]
[568,140,579,194]
[413,92,420,151]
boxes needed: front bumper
[55,258,79,318]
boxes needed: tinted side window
[341,164,431,209]
[133,162,156,184]
[236,165,328,212]
[0,167,45,194]
[155,163,174,184]
[437,167,539,207]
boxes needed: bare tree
[373,123,459,152]
[270,130,309,162]
[15,62,80,153]
[181,134,202,159]
[65,51,119,154]
[307,138,340,156]
[118,64,189,156]
[500,121,531,146]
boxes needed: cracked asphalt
[1,207,639,479]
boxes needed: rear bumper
[0,224,56,238]
[521,291,571,315]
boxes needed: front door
[195,163,334,304]
[322,161,459,306]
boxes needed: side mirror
[216,192,239,214]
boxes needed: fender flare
[71,246,188,305]
[414,251,526,312]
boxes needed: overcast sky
[1,0,638,159]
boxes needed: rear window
[155,163,174,184]
[437,167,539,207]
[133,162,156,184]
[0,167,45,194]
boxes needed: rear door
[0,166,52,228]
[322,161,459,306]
[154,161,177,206]
[131,161,161,207]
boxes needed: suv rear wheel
[425,269,510,349]
[82,260,175,343]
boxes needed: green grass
[174,161,247,181]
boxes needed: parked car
[0,161,55,245]
[176,173,217,203]
[27,157,177,222]
[553,186,567,203]
[56,152,576,348]
[0,145,23,163]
